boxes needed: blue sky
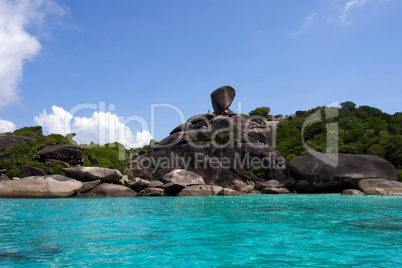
[0,0,401,147]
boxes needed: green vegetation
[247,166,264,179]
[275,102,402,170]
[397,170,402,182]
[249,107,270,120]
[216,132,235,145]
[0,127,75,178]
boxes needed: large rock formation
[130,86,287,189]
[288,153,398,193]
[358,179,402,195]
[0,134,35,152]
[82,183,137,197]
[33,145,85,165]
[63,167,123,184]
[0,175,83,198]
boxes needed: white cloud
[288,12,319,36]
[0,118,16,133]
[0,0,64,110]
[34,105,152,149]
[339,0,368,24]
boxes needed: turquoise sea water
[0,195,401,267]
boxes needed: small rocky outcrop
[137,187,164,196]
[162,169,205,186]
[63,167,123,184]
[0,174,10,181]
[0,175,83,198]
[341,189,365,195]
[358,179,402,195]
[83,183,137,197]
[18,165,47,176]
[78,180,102,194]
[33,145,85,165]
[0,134,36,152]
[177,185,213,196]
[288,153,398,193]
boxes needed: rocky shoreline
[1,85,402,198]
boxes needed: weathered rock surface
[211,86,236,114]
[0,174,10,181]
[84,183,137,197]
[137,187,164,196]
[0,134,35,152]
[162,182,186,196]
[129,167,152,181]
[255,180,280,191]
[358,179,402,195]
[18,165,47,176]
[341,189,365,195]
[33,145,85,165]
[177,185,213,196]
[78,180,102,194]
[0,175,83,198]
[288,153,398,193]
[126,177,151,188]
[148,180,164,188]
[162,169,205,186]
[261,187,290,194]
[63,167,123,184]
[217,188,242,196]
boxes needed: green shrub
[247,166,265,179]
[249,107,270,119]
[397,170,402,182]
[192,134,198,142]
[216,132,234,145]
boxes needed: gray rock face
[261,187,290,194]
[78,180,102,194]
[148,180,164,188]
[63,167,123,184]
[170,122,193,135]
[0,175,83,198]
[358,179,402,195]
[162,169,205,186]
[126,177,151,188]
[210,86,236,114]
[341,189,365,195]
[288,153,398,193]
[163,182,186,196]
[84,183,137,197]
[217,188,242,196]
[18,165,47,176]
[0,134,36,152]
[33,145,84,165]
[152,131,197,151]
[0,174,11,181]
[129,167,152,181]
[137,187,164,196]
[177,185,213,196]
[255,180,280,191]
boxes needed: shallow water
[0,194,401,267]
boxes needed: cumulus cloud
[288,12,319,36]
[339,0,368,24]
[0,118,16,133]
[34,105,152,148]
[0,0,64,110]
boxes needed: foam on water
[0,194,401,267]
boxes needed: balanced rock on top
[210,85,236,114]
